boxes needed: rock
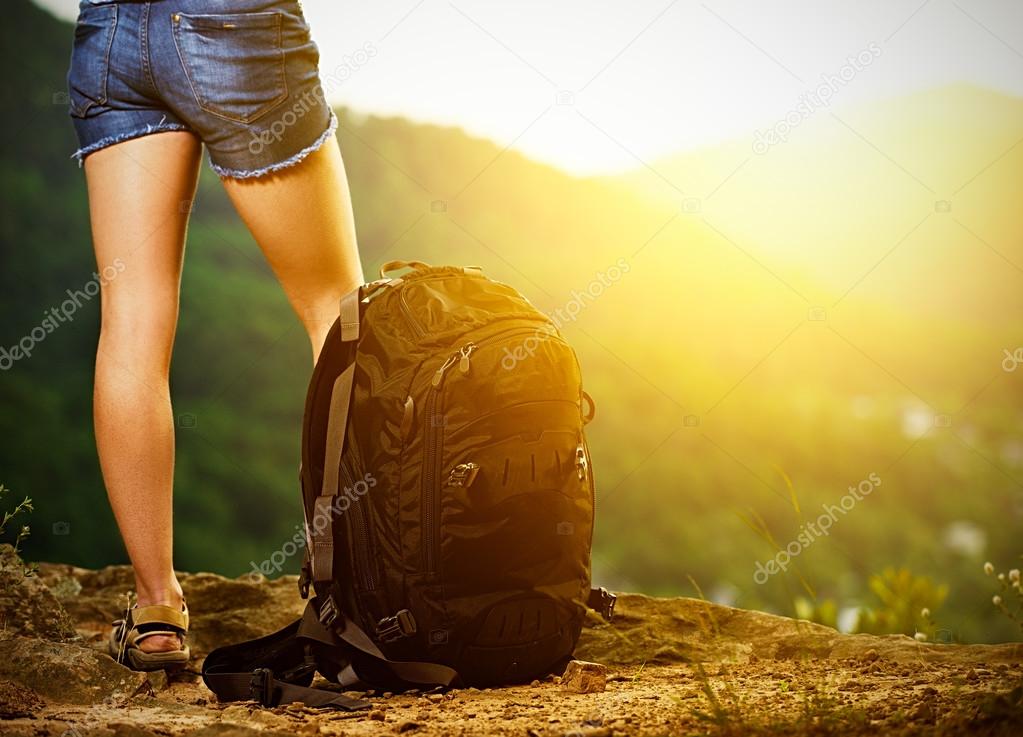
[0,636,147,704]
[913,701,935,722]
[0,545,76,642]
[561,660,607,694]
[145,669,169,692]
[397,720,420,732]
[575,593,1023,667]
[426,692,445,703]
[368,709,386,721]
[35,561,306,660]
[0,677,46,718]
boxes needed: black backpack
[203,262,615,709]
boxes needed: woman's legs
[220,138,363,363]
[85,131,202,653]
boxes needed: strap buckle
[279,650,317,683]
[298,560,311,599]
[317,593,343,628]
[249,667,274,706]
[588,587,617,622]
[376,609,417,643]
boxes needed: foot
[109,596,190,671]
[133,589,186,654]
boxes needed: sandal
[109,599,191,671]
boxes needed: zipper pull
[458,343,477,374]
[575,444,588,480]
[432,354,458,387]
[447,462,480,488]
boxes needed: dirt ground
[2,557,1021,736]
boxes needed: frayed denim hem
[210,112,338,180]
[71,122,192,166]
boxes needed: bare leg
[220,138,363,363]
[85,131,202,653]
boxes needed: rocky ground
[1,546,1021,736]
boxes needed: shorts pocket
[67,3,118,118]
[172,12,289,124]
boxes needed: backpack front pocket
[172,12,289,124]
[67,3,118,117]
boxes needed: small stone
[913,702,935,721]
[342,690,366,699]
[426,693,445,703]
[562,660,608,694]
[397,720,420,733]
[368,709,386,721]
[382,691,394,699]
[862,649,879,663]
[530,679,541,687]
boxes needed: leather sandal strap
[134,628,184,644]
[131,604,189,632]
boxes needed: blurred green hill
[2,0,1020,643]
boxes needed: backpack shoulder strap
[307,285,363,585]
[201,617,371,711]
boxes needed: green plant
[855,567,948,636]
[0,483,33,553]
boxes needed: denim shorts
[67,0,336,178]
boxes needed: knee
[98,295,179,370]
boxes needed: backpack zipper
[419,325,571,575]
[339,457,379,591]
[399,288,426,338]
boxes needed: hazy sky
[36,0,1023,173]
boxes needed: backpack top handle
[379,259,431,279]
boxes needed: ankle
[134,581,184,609]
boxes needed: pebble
[368,709,386,721]
[561,660,608,694]
[397,720,420,732]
